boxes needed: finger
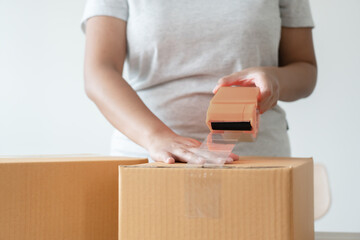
[189,147,232,164]
[259,101,271,114]
[173,147,205,164]
[213,75,255,94]
[218,72,252,85]
[210,155,233,164]
[267,95,278,110]
[183,138,202,147]
[257,88,272,113]
[259,95,277,114]
[271,99,278,108]
[166,158,175,164]
[164,155,175,164]
[259,98,271,114]
[153,151,175,164]
[229,153,239,161]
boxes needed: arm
[84,16,237,163]
[277,27,317,101]
[84,16,174,155]
[213,27,317,113]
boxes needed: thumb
[151,151,175,164]
[213,73,254,94]
[162,152,175,164]
[229,152,239,161]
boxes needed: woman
[81,0,317,163]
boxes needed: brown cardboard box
[119,157,314,240]
[0,154,147,240]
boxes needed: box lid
[121,156,311,169]
[0,154,148,164]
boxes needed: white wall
[1,0,359,232]
[281,0,360,232]
[0,0,114,155]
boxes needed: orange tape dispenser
[206,86,260,142]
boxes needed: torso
[112,0,290,157]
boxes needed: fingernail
[212,86,219,93]
[197,158,205,164]
[226,157,233,163]
[215,158,226,164]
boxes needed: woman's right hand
[146,132,238,164]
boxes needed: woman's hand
[146,131,239,164]
[212,28,318,111]
[212,67,280,114]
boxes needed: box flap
[121,157,312,169]
[0,154,148,164]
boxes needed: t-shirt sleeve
[81,0,128,33]
[279,0,314,28]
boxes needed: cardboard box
[0,154,147,240]
[119,157,314,240]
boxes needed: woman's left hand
[212,67,280,114]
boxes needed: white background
[1,0,359,232]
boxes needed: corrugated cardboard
[119,157,314,240]
[0,155,147,240]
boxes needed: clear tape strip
[190,132,238,166]
[184,169,221,218]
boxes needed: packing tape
[183,132,238,218]
[188,132,238,166]
[184,169,221,218]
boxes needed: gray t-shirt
[81,0,314,159]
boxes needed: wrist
[259,66,282,101]
[267,67,283,98]
[143,125,177,151]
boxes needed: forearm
[273,27,317,102]
[85,66,175,150]
[262,62,317,102]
